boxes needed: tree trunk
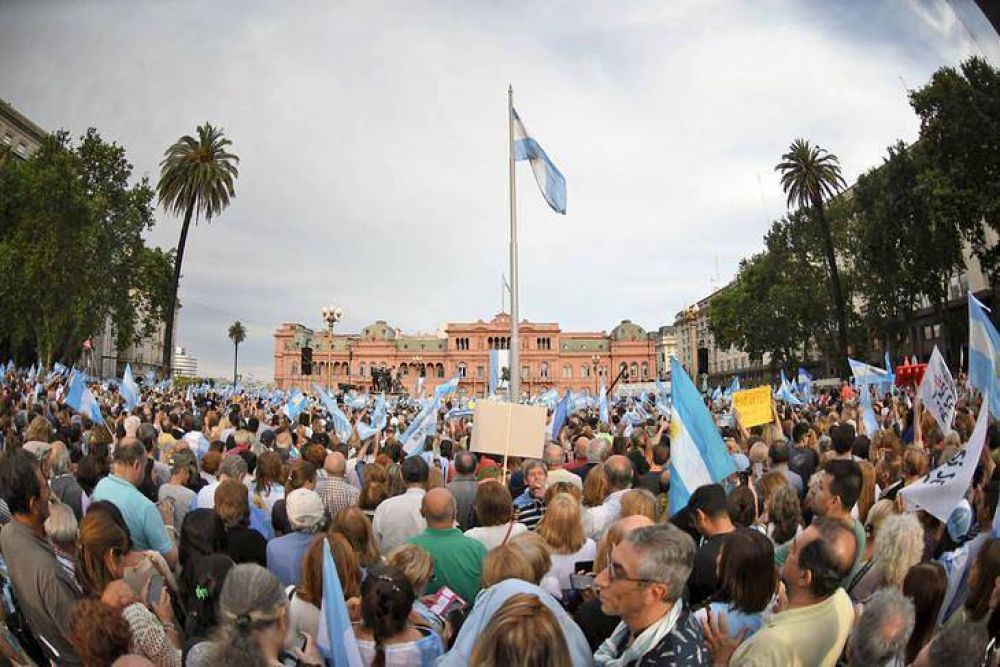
[233,342,239,385]
[162,205,194,377]
[814,198,849,374]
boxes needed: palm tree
[157,124,239,375]
[776,139,849,370]
[228,320,247,384]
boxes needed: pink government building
[273,312,658,396]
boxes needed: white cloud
[0,0,992,380]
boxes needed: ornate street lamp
[321,305,342,391]
[592,353,601,395]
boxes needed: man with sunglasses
[593,523,709,665]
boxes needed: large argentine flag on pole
[668,357,736,514]
[969,293,1000,416]
[849,358,891,387]
[512,108,567,214]
[119,363,140,411]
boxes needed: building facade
[654,325,677,378]
[273,312,657,395]
[172,347,198,377]
[0,99,45,161]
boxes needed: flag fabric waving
[316,538,364,666]
[512,107,567,215]
[901,394,988,523]
[434,375,460,401]
[599,378,609,424]
[849,358,891,386]
[969,293,1000,416]
[65,372,104,425]
[917,346,957,435]
[119,363,139,411]
[858,385,879,436]
[549,391,571,441]
[668,357,736,515]
[313,384,353,442]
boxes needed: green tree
[0,130,174,365]
[228,320,246,384]
[157,123,239,375]
[776,139,849,369]
[849,141,966,356]
[909,57,1000,288]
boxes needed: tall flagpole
[508,84,520,403]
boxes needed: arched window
[540,362,549,379]
[563,364,572,379]
[436,363,444,378]
[581,364,590,378]
[630,362,638,378]
[359,363,366,377]
[333,362,341,375]
[458,363,467,378]
[641,362,649,378]
[399,363,409,376]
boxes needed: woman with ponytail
[207,563,323,667]
[354,564,444,666]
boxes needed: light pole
[592,354,601,395]
[321,305,342,392]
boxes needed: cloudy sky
[1,0,997,380]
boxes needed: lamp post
[321,305,342,392]
[592,353,601,395]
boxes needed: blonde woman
[387,543,446,638]
[849,513,923,603]
[620,488,658,522]
[469,593,572,667]
[536,494,597,593]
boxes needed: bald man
[408,488,487,603]
[584,454,634,540]
[315,450,359,519]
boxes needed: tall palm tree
[157,123,239,375]
[228,320,246,384]
[776,139,849,369]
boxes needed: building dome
[610,319,647,342]
[362,320,397,341]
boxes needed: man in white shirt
[585,454,633,539]
[196,455,248,509]
[372,456,429,552]
[544,443,583,491]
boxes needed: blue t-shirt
[91,474,172,554]
[266,531,316,586]
[693,602,765,641]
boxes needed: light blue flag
[859,384,879,435]
[724,376,740,398]
[774,379,802,406]
[535,389,559,409]
[119,363,139,411]
[668,358,736,515]
[512,107,567,214]
[434,375,460,400]
[284,388,308,423]
[313,384,353,441]
[403,398,439,455]
[797,367,813,400]
[316,539,364,667]
[356,393,387,441]
[655,379,670,400]
[849,358,891,387]
[345,393,368,411]
[599,379,609,424]
[65,372,104,426]
[549,391,571,441]
[711,385,722,402]
[969,294,1000,416]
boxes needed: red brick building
[273,312,656,395]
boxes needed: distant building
[90,315,171,379]
[273,312,657,395]
[0,99,46,161]
[654,325,677,378]
[172,347,198,377]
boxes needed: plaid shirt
[316,470,360,520]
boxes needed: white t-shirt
[546,539,597,590]
[464,522,528,551]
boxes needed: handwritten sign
[732,386,773,428]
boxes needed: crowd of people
[0,367,997,666]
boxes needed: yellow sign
[732,386,774,428]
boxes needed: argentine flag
[512,108,567,214]
[119,363,140,412]
[849,358,891,387]
[434,375,460,401]
[599,379,609,424]
[969,293,1000,416]
[316,538,363,667]
[65,372,104,426]
[668,357,736,515]
[313,384,353,442]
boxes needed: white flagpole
[508,85,520,403]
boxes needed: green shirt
[774,518,867,588]
[407,527,487,604]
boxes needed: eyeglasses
[604,561,662,586]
